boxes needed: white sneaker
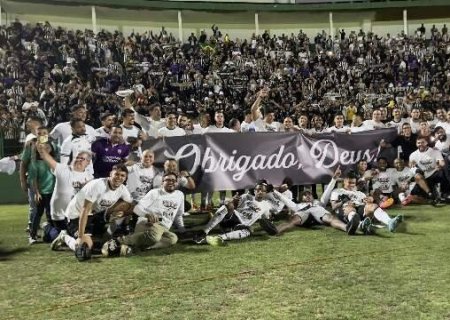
[28,237,37,245]
[50,230,67,251]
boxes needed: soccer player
[330,171,403,233]
[95,112,116,139]
[50,104,96,146]
[60,119,95,174]
[126,150,160,202]
[158,113,186,137]
[409,136,449,202]
[50,164,132,260]
[108,172,185,252]
[195,181,275,246]
[265,168,373,236]
[36,143,93,244]
[251,88,281,132]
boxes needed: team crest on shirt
[118,149,122,154]
[163,200,178,209]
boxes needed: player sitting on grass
[330,171,403,233]
[259,167,373,236]
[194,181,276,246]
[101,172,186,256]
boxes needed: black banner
[143,129,398,191]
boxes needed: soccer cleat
[379,197,394,209]
[259,217,279,236]
[206,235,226,247]
[101,239,132,257]
[387,215,403,233]
[360,217,374,235]
[401,195,413,206]
[28,236,37,245]
[75,242,92,262]
[346,213,360,235]
[193,231,207,244]
[50,230,67,251]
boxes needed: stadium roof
[4,0,450,12]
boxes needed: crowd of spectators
[0,19,449,146]
[0,19,448,253]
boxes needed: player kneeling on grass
[194,181,276,246]
[330,171,403,233]
[50,164,133,261]
[103,172,186,254]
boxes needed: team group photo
[1,0,450,319]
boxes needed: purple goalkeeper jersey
[91,138,130,178]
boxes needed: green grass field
[1,204,450,320]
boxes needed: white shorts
[293,210,310,223]
[304,206,328,224]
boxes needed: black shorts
[336,205,365,223]
[219,212,242,231]
[67,212,107,238]
[411,170,449,197]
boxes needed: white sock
[219,229,251,241]
[65,235,77,251]
[374,207,391,225]
[348,211,356,221]
[203,205,228,234]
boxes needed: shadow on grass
[0,246,29,261]
[402,215,433,223]
[138,245,211,257]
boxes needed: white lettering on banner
[164,144,301,181]
[309,139,375,168]
[163,143,200,175]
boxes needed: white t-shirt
[434,137,450,153]
[408,119,422,134]
[435,121,450,134]
[362,120,386,129]
[409,147,444,178]
[158,126,186,137]
[234,193,275,226]
[132,109,165,138]
[133,188,185,230]
[126,164,159,201]
[94,127,110,139]
[203,125,234,133]
[371,168,396,194]
[387,118,409,133]
[392,167,415,190]
[240,121,257,133]
[351,124,373,133]
[330,188,367,207]
[60,134,95,174]
[65,178,132,220]
[326,125,350,133]
[50,122,96,146]
[51,163,93,220]
[121,124,141,142]
[254,118,281,132]
[266,189,293,214]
